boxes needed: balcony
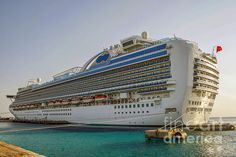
[193,79,219,89]
[194,68,219,78]
[195,60,218,71]
[194,73,219,83]
[193,86,218,94]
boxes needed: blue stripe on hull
[110,44,166,64]
[69,50,168,80]
[89,44,166,70]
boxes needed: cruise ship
[7,32,219,126]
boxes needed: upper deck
[18,32,178,93]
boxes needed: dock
[187,123,236,131]
[12,119,69,124]
[0,141,45,157]
[145,128,187,140]
[144,123,236,140]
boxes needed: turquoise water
[0,122,236,157]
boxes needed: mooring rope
[158,113,186,130]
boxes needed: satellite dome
[141,31,149,39]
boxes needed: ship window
[142,104,144,107]
[146,111,149,113]
[129,111,132,114]
[118,106,120,109]
[114,106,116,109]
[138,111,140,113]
[165,108,177,114]
[190,108,197,111]
[129,105,132,108]
[118,112,120,114]
[151,103,154,107]
[146,103,149,107]
[126,112,128,114]
[133,104,136,108]
[137,104,140,108]
[122,112,124,114]
[133,111,135,114]
[121,105,124,109]
[122,40,134,47]
[198,108,203,111]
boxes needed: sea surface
[0,117,236,157]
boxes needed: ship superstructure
[8,32,219,126]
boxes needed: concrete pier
[187,123,236,131]
[145,128,187,140]
[0,141,45,157]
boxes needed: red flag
[216,46,222,53]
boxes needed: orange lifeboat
[95,95,107,101]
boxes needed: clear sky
[0,0,236,117]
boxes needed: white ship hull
[10,102,179,126]
[10,97,212,126]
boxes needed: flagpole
[211,46,215,57]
